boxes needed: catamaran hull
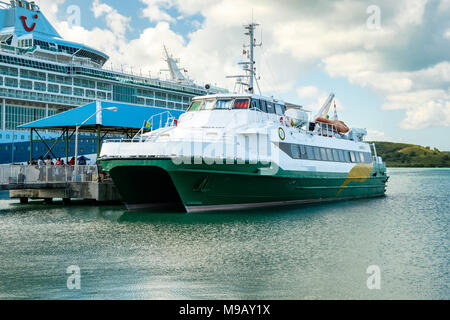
[101,158,388,213]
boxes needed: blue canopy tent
[19,101,185,162]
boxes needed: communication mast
[227,22,262,94]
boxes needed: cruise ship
[100,23,389,213]
[0,0,217,164]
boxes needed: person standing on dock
[37,156,44,181]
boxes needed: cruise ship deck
[0,0,222,164]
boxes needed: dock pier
[0,165,122,204]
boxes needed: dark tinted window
[320,148,328,161]
[215,100,232,109]
[344,151,351,162]
[332,149,339,162]
[275,104,284,115]
[338,150,345,162]
[266,102,275,114]
[291,144,300,159]
[260,100,267,113]
[233,99,249,109]
[313,147,321,160]
[326,149,333,161]
[306,146,314,159]
[299,145,307,159]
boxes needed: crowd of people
[27,156,87,166]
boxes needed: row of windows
[0,54,68,74]
[188,98,286,116]
[279,143,373,164]
[48,74,72,85]
[71,67,205,96]
[1,75,190,105]
[0,86,190,113]
[0,65,18,76]
[20,69,46,81]
[1,105,56,130]
[1,78,112,98]
[0,145,97,153]
[74,78,96,89]
[0,88,93,107]
[17,39,81,57]
[0,55,202,103]
[0,54,206,100]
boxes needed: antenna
[227,21,262,94]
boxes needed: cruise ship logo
[20,14,38,32]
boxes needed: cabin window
[259,100,267,113]
[326,149,333,161]
[360,152,367,163]
[299,145,307,159]
[266,102,275,114]
[364,153,372,163]
[250,100,258,110]
[306,146,315,160]
[215,100,232,110]
[338,150,345,162]
[275,104,284,115]
[320,148,328,161]
[354,152,361,163]
[203,100,216,110]
[233,99,249,109]
[344,151,351,162]
[350,151,356,163]
[291,144,300,159]
[188,100,203,111]
[313,147,321,160]
[332,149,339,162]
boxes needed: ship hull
[101,158,388,213]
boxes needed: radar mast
[227,22,262,94]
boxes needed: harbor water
[0,168,448,299]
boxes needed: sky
[34,0,450,150]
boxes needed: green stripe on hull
[100,158,388,212]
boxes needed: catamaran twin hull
[100,157,388,213]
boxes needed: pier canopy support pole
[97,125,101,160]
[30,128,33,163]
[65,129,69,164]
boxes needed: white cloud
[140,0,176,23]
[92,0,131,37]
[36,0,450,133]
[445,29,450,39]
[296,86,344,116]
[381,90,450,129]
[366,129,394,142]
[297,86,320,100]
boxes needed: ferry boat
[0,0,218,164]
[100,23,389,213]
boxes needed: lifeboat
[316,117,350,134]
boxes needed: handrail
[0,165,99,185]
[131,111,177,141]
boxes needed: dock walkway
[0,165,121,203]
